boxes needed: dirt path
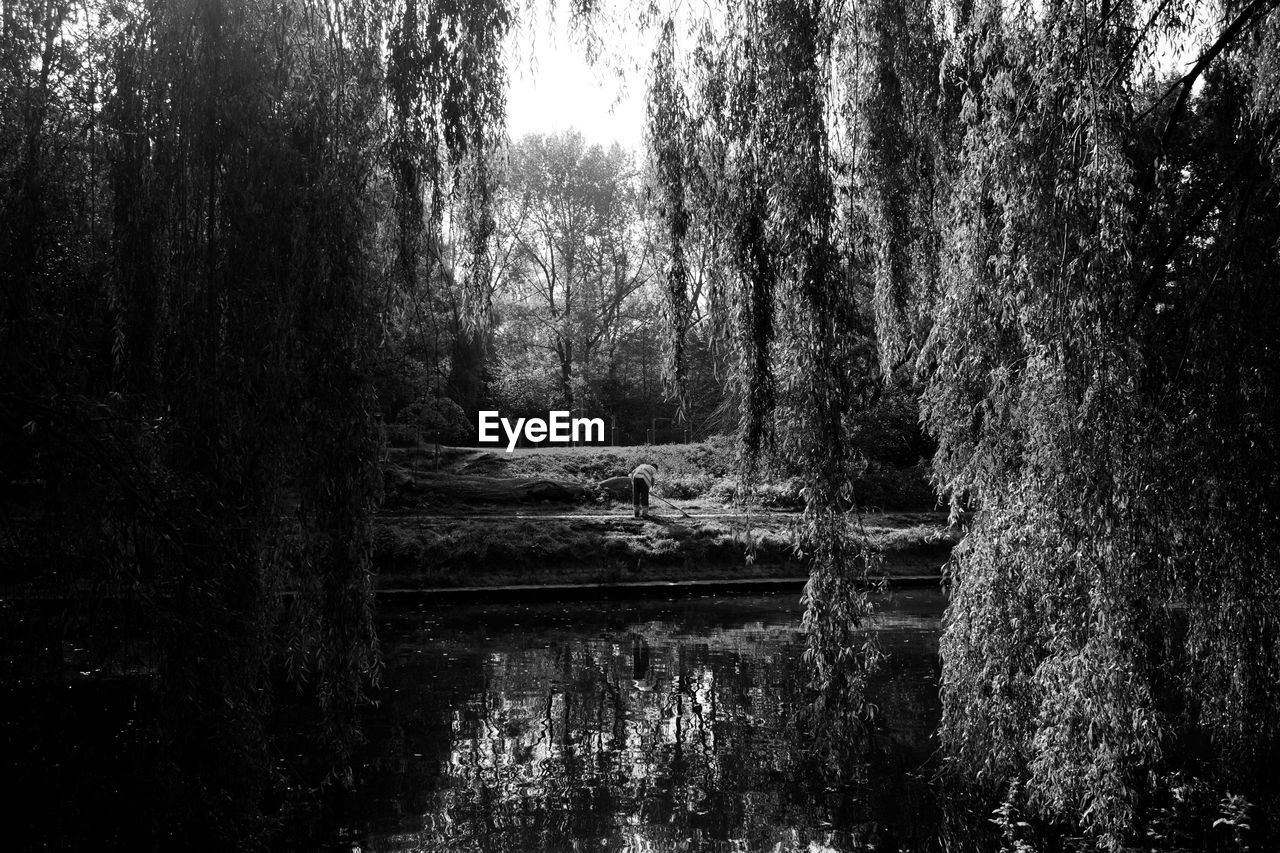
[446,449,493,473]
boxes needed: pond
[298,588,950,853]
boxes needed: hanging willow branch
[0,0,517,843]
[644,0,890,766]
[647,18,694,418]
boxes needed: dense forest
[3,0,1279,849]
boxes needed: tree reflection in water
[313,591,945,853]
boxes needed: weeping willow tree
[1,0,509,846]
[924,0,1280,844]
[645,0,1280,843]
[646,0,888,768]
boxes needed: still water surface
[308,589,947,853]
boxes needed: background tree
[491,132,660,420]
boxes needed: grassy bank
[372,439,952,589]
[388,435,936,511]
[373,509,956,588]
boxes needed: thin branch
[1133,0,1279,134]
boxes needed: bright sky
[504,9,651,152]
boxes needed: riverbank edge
[377,573,944,603]
[371,510,956,590]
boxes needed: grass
[373,438,952,588]
[372,509,956,588]
[386,435,937,511]
[461,437,737,482]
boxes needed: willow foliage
[923,0,1280,843]
[645,0,1280,843]
[2,0,510,845]
[645,0,889,765]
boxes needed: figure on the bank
[630,463,656,519]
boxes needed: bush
[385,423,422,447]
[401,397,469,444]
[654,475,716,500]
[704,466,935,511]
[479,436,738,484]
[853,387,935,467]
[370,356,431,421]
[706,477,806,509]
[857,461,937,510]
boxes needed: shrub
[385,423,422,447]
[401,397,469,444]
[705,477,806,509]
[654,475,716,499]
[704,466,935,511]
[857,461,937,510]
